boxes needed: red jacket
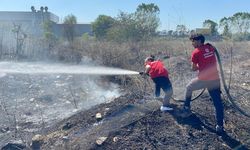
[146,60,169,79]
[191,44,219,80]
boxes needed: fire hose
[215,48,250,118]
[171,88,205,102]
[141,47,250,118]
[171,46,250,118]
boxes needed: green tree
[107,3,160,42]
[93,3,160,42]
[230,12,250,34]
[219,12,250,40]
[107,12,138,42]
[203,19,218,35]
[43,20,57,54]
[63,14,77,42]
[12,24,27,59]
[134,3,160,40]
[219,17,232,38]
[91,15,115,40]
[176,24,187,37]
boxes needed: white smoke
[0,61,135,131]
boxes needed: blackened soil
[40,94,250,150]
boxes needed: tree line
[5,3,249,61]
[44,3,250,43]
[90,4,250,41]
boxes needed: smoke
[0,72,6,78]
[0,61,137,131]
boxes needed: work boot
[215,125,224,135]
[179,106,192,118]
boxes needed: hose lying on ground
[171,88,205,102]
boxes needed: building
[195,28,211,35]
[0,6,92,37]
[52,23,92,37]
[0,6,92,59]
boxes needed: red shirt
[191,44,219,80]
[146,60,169,79]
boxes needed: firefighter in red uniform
[181,34,224,134]
[140,55,173,111]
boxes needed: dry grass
[63,38,250,104]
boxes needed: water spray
[0,62,140,75]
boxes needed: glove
[139,72,144,75]
[139,72,149,78]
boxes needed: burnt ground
[1,49,250,150]
[38,92,250,150]
[37,53,250,150]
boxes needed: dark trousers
[152,76,173,107]
[184,78,224,126]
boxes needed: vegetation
[63,14,77,43]
[92,15,115,40]
[12,24,27,60]
[203,19,218,36]
[2,3,250,62]
[92,3,160,42]
[43,20,57,56]
[219,12,250,40]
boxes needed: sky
[1,0,250,31]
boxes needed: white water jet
[0,61,139,75]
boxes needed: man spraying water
[140,55,173,112]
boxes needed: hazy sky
[1,0,250,31]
